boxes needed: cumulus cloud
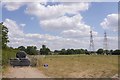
[25,2,89,20]
[3,1,47,11]
[3,19,24,38]
[3,2,94,38]
[40,14,83,31]
[100,14,118,32]
[41,14,97,37]
[61,29,97,38]
[94,36,118,50]
[3,2,25,11]
[3,18,62,49]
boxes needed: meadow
[33,55,119,78]
[2,50,119,78]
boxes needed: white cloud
[41,14,97,37]
[3,2,25,11]
[61,29,97,38]
[3,2,94,38]
[3,1,47,11]
[3,19,24,38]
[100,14,118,32]
[40,14,83,31]
[94,36,118,50]
[3,18,63,50]
[3,2,89,14]
[25,2,89,20]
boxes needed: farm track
[2,66,119,78]
[3,66,48,78]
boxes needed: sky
[1,2,118,51]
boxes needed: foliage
[26,46,38,55]
[104,50,111,55]
[112,49,120,55]
[40,45,50,55]
[18,46,26,51]
[96,49,120,55]
[85,49,90,55]
[54,48,87,55]
[0,22,9,49]
[97,48,104,55]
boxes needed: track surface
[3,67,47,78]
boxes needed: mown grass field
[36,55,119,78]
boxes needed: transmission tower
[89,30,94,51]
[103,31,108,50]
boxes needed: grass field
[35,55,119,78]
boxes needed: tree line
[17,45,120,55]
[17,45,50,55]
[54,48,120,55]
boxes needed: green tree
[40,45,50,55]
[54,50,61,55]
[18,46,26,51]
[26,46,38,55]
[104,50,110,55]
[80,49,86,54]
[60,49,66,55]
[85,49,90,55]
[97,48,104,55]
[110,50,113,54]
[66,49,72,55]
[0,22,9,48]
[112,49,120,55]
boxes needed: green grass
[2,49,18,66]
[0,49,1,74]
[37,55,118,78]
[2,49,18,74]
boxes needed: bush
[112,50,120,55]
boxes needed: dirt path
[3,67,48,78]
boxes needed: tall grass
[28,55,45,67]
[37,55,118,78]
[2,49,18,66]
